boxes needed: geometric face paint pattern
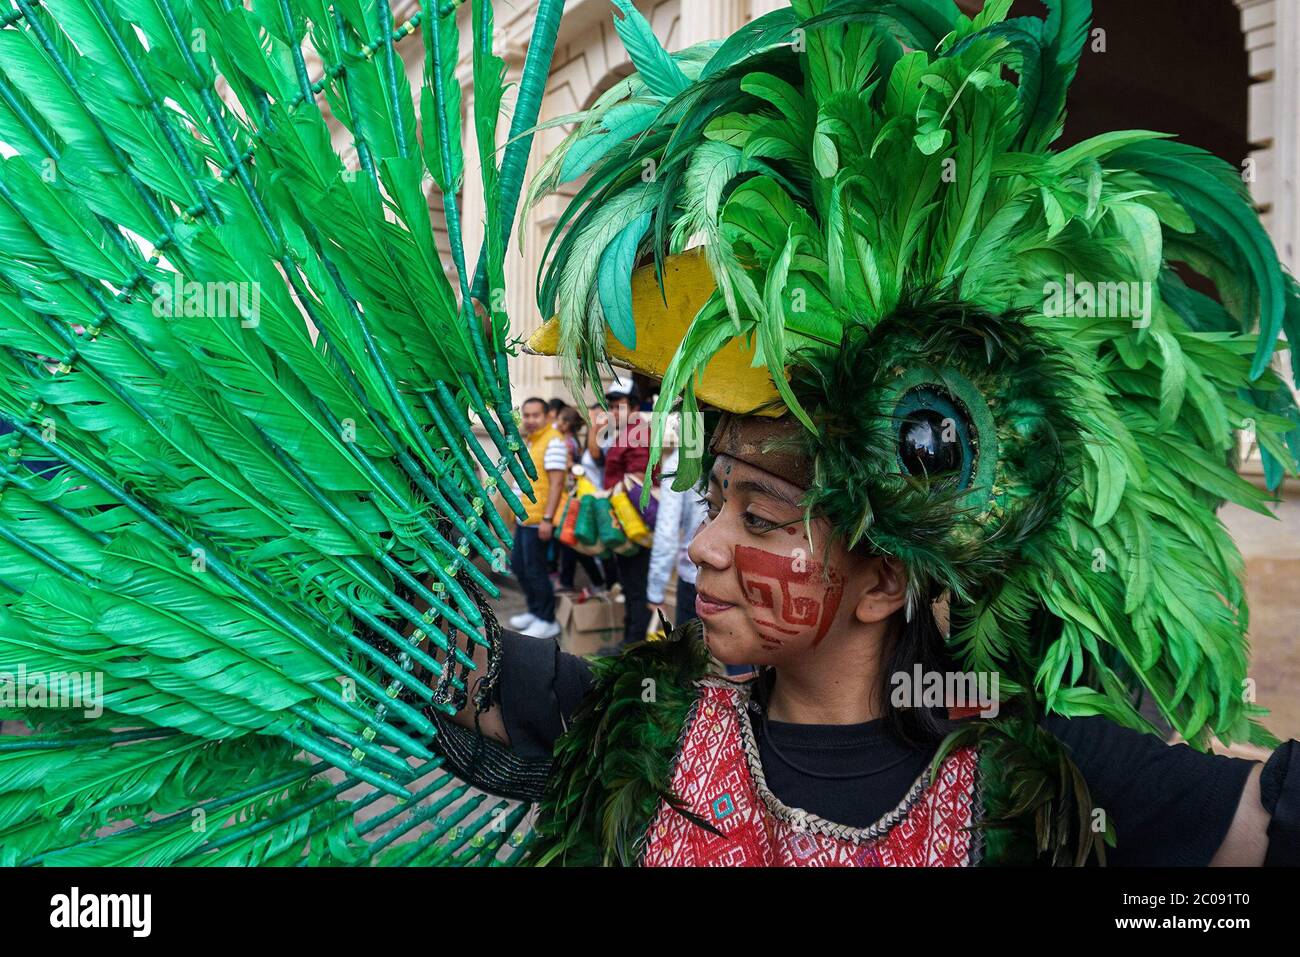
[734,545,845,649]
[641,681,979,867]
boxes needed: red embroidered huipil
[641,680,981,866]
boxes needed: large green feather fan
[533,0,1300,753]
[0,0,570,865]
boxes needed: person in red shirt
[600,399,649,489]
[587,375,654,648]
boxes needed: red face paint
[734,544,845,648]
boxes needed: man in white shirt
[507,397,569,639]
[646,419,707,630]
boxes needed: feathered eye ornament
[790,300,1081,601]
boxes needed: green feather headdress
[535,0,1300,752]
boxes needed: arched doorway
[1049,0,1250,164]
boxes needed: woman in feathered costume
[435,0,1300,866]
[1,0,1298,867]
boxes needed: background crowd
[502,374,706,654]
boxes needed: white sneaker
[521,618,562,640]
[509,612,538,631]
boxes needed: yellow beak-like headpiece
[525,249,783,416]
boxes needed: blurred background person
[553,406,608,596]
[546,396,567,426]
[582,401,609,488]
[507,397,567,639]
[543,398,574,582]
[589,375,654,648]
[556,402,581,465]
[646,415,707,629]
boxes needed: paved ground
[1222,498,1300,743]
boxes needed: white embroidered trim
[700,676,936,846]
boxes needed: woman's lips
[695,591,735,617]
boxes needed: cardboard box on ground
[556,582,680,656]
[555,589,619,656]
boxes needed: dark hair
[521,396,548,413]
[879,601,960,747]
[555,407,583,435]
[547,397,568,415]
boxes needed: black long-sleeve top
[495,630,1259,866]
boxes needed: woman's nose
[688,511,732,572]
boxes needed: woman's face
[689,455,876,667]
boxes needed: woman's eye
[743,512,777,532]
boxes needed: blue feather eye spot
[894,387,976,490]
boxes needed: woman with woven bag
[591,378,660,648]
[555,408,608,598]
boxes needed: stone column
[679,0,746,47]
[1235,0,1298,477]
[1236,0,1299,272]
[747,0,789,21]
[1262,0,1300,274]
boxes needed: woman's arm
[1045,714,1260,866]
[1049,715,1300,865]
[445,636,508,744]
[1210,764,1268,865]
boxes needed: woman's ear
[852,556,908,625]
